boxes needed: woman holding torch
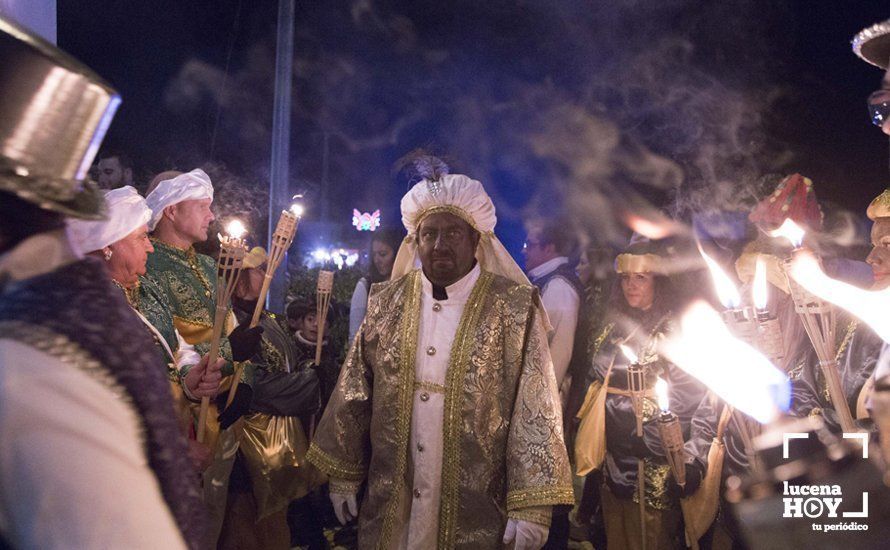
[575,239,705,550]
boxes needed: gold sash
[575,357,615,476]
[240,413,326,519]
[680,404,732,544]
[173,311,236,346]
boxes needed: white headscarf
[392,174,531,288]
[145,168,213,230]
[67,186,152,254]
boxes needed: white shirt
[348,278,370,342]
[0,230,186,549]
[401,263,481,549]
[527,257,580,386]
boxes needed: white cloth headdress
[145,169,213,230]
[67,186,152,254]
[392,174,531,288]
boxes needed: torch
[224,202,304,407]
[315,270,334,365]
[621,344,648,550]
[697,244,757,347]
[198,219,248,443]
[752,256,785,364]
[248,201,303,328]
[698,246,770,463]
[772,219,856,433]
[663,301,793,548]
[661,301,791,426]
[655,378,686,488]
[786,256,890,464]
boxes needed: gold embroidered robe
[306,269,574,549]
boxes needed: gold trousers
[600,484,681,550]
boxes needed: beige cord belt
[606,387,655,398]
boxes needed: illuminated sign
[352,209,381,232]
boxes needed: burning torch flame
[697,243,741,309]
[753,256,768,310]
[619,344,639,364]
[769,218,805,249]
[655,378,670,413]
[661,301,790,423]
[225,219,247,239]
[789,252,890,343]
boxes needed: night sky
[58,0,890,259]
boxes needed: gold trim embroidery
[507,508,553,527]
[505,485,576,510]
[378,270,422,547]
[836,320,858,361]
[173,315,213,329]
[438,272,494,549]
[305,442,366,481]
[414,380,446,394]
[414,205,481,233]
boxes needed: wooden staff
[315,270,334,365]
[627,361,647,550]
[198,222,248,442]
[783,253,855,432]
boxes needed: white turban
[145,169,214,230]
[67,186,152,254]
[392,174,531,289]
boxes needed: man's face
[522,228,556,271]
[167,199,215,244]
[867,218,890,289]
[620,271,656,310]
[108,224,153,285]
[97,157,131,189]
[416,212,479,287]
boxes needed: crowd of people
[4,11,890,550]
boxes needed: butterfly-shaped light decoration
[352,209,381,231]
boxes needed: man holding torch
[306,167,574,549]
[144,169,264,543]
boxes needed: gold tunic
[306,269,574,549]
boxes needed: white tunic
[401,263,481,549]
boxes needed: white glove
[502,518,549,550]
[330,491,358,525]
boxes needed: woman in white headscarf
[68,186,224,468]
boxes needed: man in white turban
[143,169,263,544]
[307,171,573,549]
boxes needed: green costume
[143,238,253,384]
